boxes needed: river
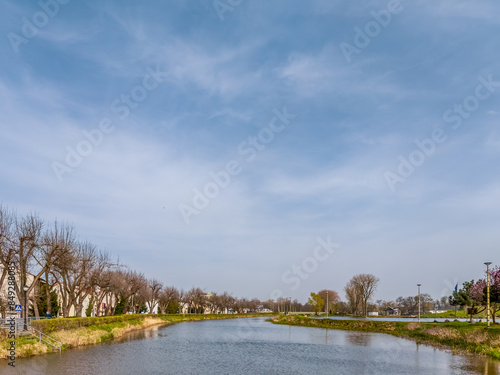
[4,317,500,374]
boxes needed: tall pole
[24,292,27,330]
[23,285,29,331]
[417,284,421,323]
[326,291,329,318]
[485,262,492,327]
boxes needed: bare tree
[91,268,120,316]
[145,278,163,314]
[346,274,379,316]
[13,212,44,319]
[113,270,149,314]
[345,281,362,315]
[0,205,16,292]
[205,292,218,314]
[85,250,114,316]
[38,221,75,316]
[185,287,205,314]
[218,291,235,314]
[158,286,179,314]
[53,241,106,317]
[104,269,130,315]
[318,289,340,314]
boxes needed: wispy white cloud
[1,0,499,301]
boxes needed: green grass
[1,335,49,358]
[418,309,488,319]
[272,315,500,360]
[31,314,153,333]
[318,309,491,320]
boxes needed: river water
[4,317,500,374]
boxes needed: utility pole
[417,284,421,323]
[485,262,492,327]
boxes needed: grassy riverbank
[0,313,272,359]
[315,310,485,319]
[272,315,500,360]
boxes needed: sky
[0,0,499,304]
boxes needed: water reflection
[116,324,163,342]
[4,318,500,375]
[345,331,372,346]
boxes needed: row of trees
[450,266,500,323]
[308,274,457,317]
[5,204,487,319]
[0,206,113,317]
[0,206,274,318]
[307,274,380,316]
[0,205,342,318]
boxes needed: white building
[0,265,36,318]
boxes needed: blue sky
[1,0,499,303]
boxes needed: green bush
[85,296,94,317]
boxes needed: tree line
[307,273,457,317]
[0,205,327,317]
[307,274,380,315]
[3,204,481,319]
[0,205,296,317]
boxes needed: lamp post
[326,291,329,318]
[23,285,29,331]
[417,284,421,323]
[289,296,292,315]
[485,262,492,328]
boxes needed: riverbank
[272,315,500,360]
[313,310,487,320]
[0,313,273,359]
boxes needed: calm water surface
[4,318,500,375]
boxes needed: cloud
[1,0,500,302]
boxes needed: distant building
[368,311,379,316]
[429,309,448,314]
[385,307,401,316]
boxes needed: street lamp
[417,284,421,323]
[485,262,492,328]
[23,285,29,331]
[289,296,292,315]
